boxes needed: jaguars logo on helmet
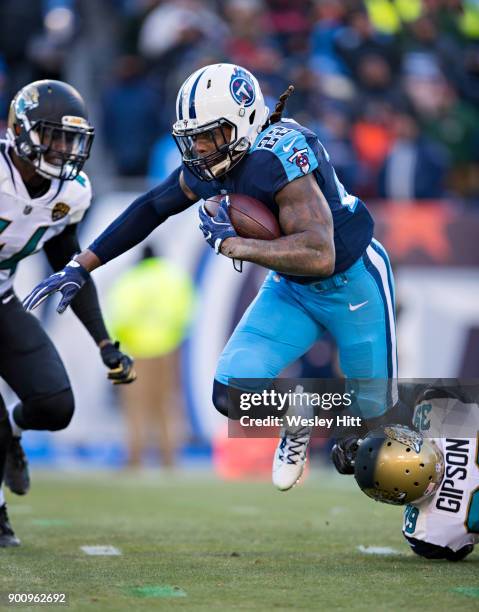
[14,85,39,118]
[354,424,444,505]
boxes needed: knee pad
[212,379,277,420]
[0,396,12,479]
[212,380,232,418]
[214,346,273,419]
[213,380,251,420]
[0,398,11,453]
[15,388,75,431]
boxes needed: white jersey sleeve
[0,141,92,293]
[63,171,92,225]
[402,396,479,552]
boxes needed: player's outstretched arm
[23,168,197,313]
[219,173,335,276]
[42,224,136,384]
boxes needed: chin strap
[233,259,243,273]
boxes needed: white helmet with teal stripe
[172,63,269,181]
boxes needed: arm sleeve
[43,224,110,344]
[88,166,195,264]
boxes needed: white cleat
[272,425,311,491]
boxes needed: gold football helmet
[354,425,444,505]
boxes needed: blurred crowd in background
[0,0,478,201]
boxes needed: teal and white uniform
[404,395,479,552]
[0,140,91,294]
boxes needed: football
[204,194,281,241]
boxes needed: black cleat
[5,436,30,495]
[0,504,20,547]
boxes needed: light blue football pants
[215,239,397,419]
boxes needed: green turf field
[1,469,477,611]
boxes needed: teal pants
[215,240,397,419]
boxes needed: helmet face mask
[172,64,269,181]
[7,80,94,181]
[26,119,94,180]
[354,425,445,506]
[173,118,243,181]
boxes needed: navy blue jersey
[183,119,374,282]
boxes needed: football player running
[354,388,479,560]
[0,80,135,547]
[24,64,397,493]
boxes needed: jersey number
[257,127,293,150]
[413,403,432,431]
[0,217,48,274]
[404,504,419,534]
[333,169,357,212]
[320,143,357,212]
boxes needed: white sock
[0,487,5,507]
[7,403,22,438]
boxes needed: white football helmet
[172,63,269,181]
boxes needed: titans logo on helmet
[229,67,256,107]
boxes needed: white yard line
[80,545,122,556]
[357,545,402,556]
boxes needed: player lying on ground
[24,63,397,492]
[353,387,479,560]
[0,80,135,547]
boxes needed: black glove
[331,435,361,475]
[330,399,414,475]
[100,341,136,385]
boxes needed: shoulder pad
[0,141,15,185]
[74,172,89,189]
[251,124,318,183]
[60,171,92,224]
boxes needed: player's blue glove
[23,260,90,314]
[198,198,237,254]
[100,341,137,385]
